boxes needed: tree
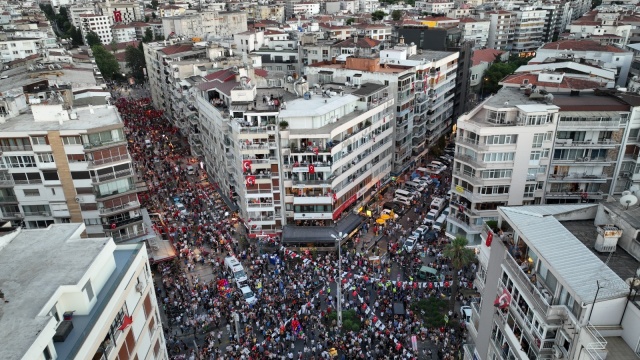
[69,26,84,46]
[346,17,355,25]
[155,34,165,41]
[391,10,403,21]
[411,297,449,327]
[143,28,154,43]
[145,15,150,22]
[443,236,476,311]
[371,10,386,21]
[109,40,118,53]
[482,55,532,95]
[151,0,159,9]
[125,45,146,81]
[92,45,121,80]
[86,31,102,47]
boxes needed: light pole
[331,231,347,330]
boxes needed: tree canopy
[482,55,532,95]
[125,45,146,81]
[371,10,386,21]
[143,28,154,43]
[86,31,102,47]
[391,10,403,21]
[92,45,121,80]
[443,236,476,310]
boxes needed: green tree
[326,309,361,332]
[371,10,386,21]
[69,26,84,46]
[109,40,118,53]
[125,45,146,81]
[142,27,154,43]
[86,31,102,47]
[482,55,532,94]
[411,297,449,327]
[145,15,150,22]
[155,34,165,41]
[151,0,159,9]
[92,45,121,80]
[391,10,403,21]
[443,236,476,311]
[346,17,355,25]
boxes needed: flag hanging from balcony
[313,147,319,155]
[308,164,315,174]
[494,288,511,309]
[332,193,337,203]
[485,230,493,247]
[242,159,252,172]
[246,176,256,186]
[117,315,133,331]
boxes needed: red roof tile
[500,73,605,90]
[333,36,380,48]
[540,39,627,53]
[160,44,193,55]
[472,49,505,66]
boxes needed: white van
[405,181,425,192]
[394,196,411,206]
[433,214,447,231]
[224,256,248,285]
[394,189,415,201]
[430,197,446,213]
[186,165,195,175]
[240,286,257,304]
[430,161,444,168]
[425,209,439,225]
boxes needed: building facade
[0,223,168,360]
[80,14,113,45]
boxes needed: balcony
[0,145,33,152]
[112,228,147,242]
[0,195,18,203]
[547,173,607,183]
[90,154,131,168]
[503,251,551,316]
[447,215,483,233]
[83,137,126,150]
[95,185,137,199]
[91,168,134,183]
[99,201,140,216]
[453,170,483,186]
[557,119,623,130]
[1,211,22,219]
[545,191,604,200]
[0,177,14,187]
[458,137,489,151]
[23,211,52,217]
[584,323,608,360]
[553,139,617,148]
[14,179,43,185]
[102,215,143,230]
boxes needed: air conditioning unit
[135,282,144,293]
[552,345,565,359]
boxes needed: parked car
[413,225,429,240]
[176,203,188,215]
[381,208,400,220]
[394,197,411,206]
[240,286,257,305]
[404,235,419,253]
[186,165,195,175]
[382,202,407,216]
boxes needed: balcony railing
[0,195,18,202]
[99,201,140,215]
[23,211,52,217]
[92,168,134,183]
[102,215,143,230]
[1,211,22,218]
[14,179,43,185]
[112,228,147,242]
[95,185,137,199]
[584,323,608,360]
[548,173,607,182]
[503,250,551,316]
[90,154,131,167]
[0,145,33,152]
[557,119,623,129]
[83,137,126,149]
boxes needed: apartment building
[615,92,640,192]
[0,223,168,360]
[359,0,380,14]
[512,7,547,55]
[568,10,635,46]
[449,87,630,243]
[414,0,455,14]
[305,57,417,174]
[111,22,151,43]
[68,6,95,29]
[97,1,145,24]
[380,45,458,161]
[292,2,320,15]
[485,10,517,50]
[458,17,491,49]
[466,204,640,360]
[0,37,40,63]
[161,11,248,39]
[79,14,113,45]
[0,79,144,241]
[278,81,395,226]
[531,39,634,86]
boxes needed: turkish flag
[313,147,319,155]
[246,176,256,186]
[117,315,133,331]
[494,289,512,309]
[486,231,493,247]
[332,193,337,203]
[308,164,315,174]
[113,10,123,23]
[242,159,252,172]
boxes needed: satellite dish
[620,194,638,209]
[625,277,640,288]
[630,185,640,194]
[622,190,631,196]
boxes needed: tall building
[485,10,517,51]
[96,0,145,24]
[160,11,247,39]
[0,79,144,241]
[512,7,547,55]
[449,87,630,244]
[0,223,168,360]
[79,14,113,45]
[466,204,639,360]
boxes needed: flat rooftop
[0,64,97,93]
[0,104,123,132]
[280,92,358,118]
[0,224,104,360]
[407,50,456,62]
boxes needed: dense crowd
[114,93,476,360]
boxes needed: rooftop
[500,73,606,90]
[279,92,358,118]
[407,50,456,62]
[540,39,630,53]
[500,205,630,304]
[0,224,103,360]
[0,104,123,132]
[471,48,505,66]
[0,63,97,94]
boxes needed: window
[31,136,48,145]
[486,110,508,124]
[37,153,55,163]
[5,155,36,168]
[22,204,51,215]
[483,152,514,162]
[23,189,40,197]
[485,134,517,145]
[67,154,87,162]
[43,346,52,360]
[524,184,536,197]
[71,171,91,180]
[42,171,59,181]
[532,133,545,148]
[481,169,512,179]
[480,185,510,194]
[521,113,550,125]
[62,135,82,145]
[84,218,101,225]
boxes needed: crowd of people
[113,91,477,360]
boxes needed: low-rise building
[458,17,490,49]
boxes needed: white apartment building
[305,57,417,174]
[512,7,547,54]
[485,10,517,51]
[458,18,491,49]
[292,2,320,15]
[278,81,395,226]
[414,0,455,14]
[112,24,138,43]
[161,11,248,39]
[569,10,633,46]
[616,93,640,191]
[359,0,379,13]
[80,14,113,45]
[0,83,144,241]
[0,37,40,63]
[466,204,640,360]
[68,6,95,29]
[531,39,634,86]
[380,45,458,162]
[449,87,630,244]
[355,24,393,41]
[0,223,168,360]
[97,1,145,24]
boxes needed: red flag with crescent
[242,159,252,172]
[246,176,256,186]
[117,315,133,331]
[313,147,319,155]
[494,288,512,309]
[486,230,493,247]
[308,164,315,174]
[113,10,123,23]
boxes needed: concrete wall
[621,302,640,351]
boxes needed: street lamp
[330,231,347,330]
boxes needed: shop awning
[282,213,365,244]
